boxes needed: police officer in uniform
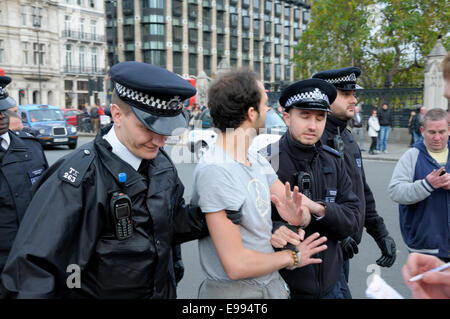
[312,67,396,292]
[263,79,360,299]
[0,76,48,296]
[1,62,240,299]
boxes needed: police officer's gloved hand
[340,236,359,260]
[375,236,396,267]
[174,260,185,284]
[225,209,242,225]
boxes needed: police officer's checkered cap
[115,83,183,114]
[279,78,337,109]
[110,61,196,116]
[312,67,361,86]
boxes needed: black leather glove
[174,260,185,284]
[340,236,359,260]
[225,209,242,225]
[375,235,396,267]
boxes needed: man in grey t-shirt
[192,68,329,299]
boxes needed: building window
[79,46,85,72]
[294,8,301,22]
[253,20,260,36]
[90,21,97,39]
[275,44,281,56]
[23,42,29,64]
[275,24,281,36]
[264,0,272,14]
[189,53,197,75]
[303,10,309,24]
[275,64,281,80]
[33,43,45,65]
[143,50,165,67]
[275,2,282,16]
[123,25,134,39]
[253,0,260,11]
[230,36,238,50]
[21,6,27,25]
[32,6,42,27]
[188,4,197,19]
[79,18,85,39]
[89,0,95,8]
[230,13,238,28]
[173,52,182,75]
[77,80,88,91]
[243,16,250,30]
[264,63,271,81]
[91,48,97,72]
[65,16,71,36]
[284,6,290,18]
[66,44,72,67]
[172,1,182,16]
[173,26,183,41]
[64,80,73,90]
[142,0,165,9]
[143,23,165,36]
[264,21,271,35]
[189,29,197,44]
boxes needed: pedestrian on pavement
[368,109,380,155]
[192,68,328,299]
[264,78,360,299]
[0,62,241,299]
[411,107,426,144]
[349,104,365,151]
[388,108,449,262]
[313,67,397,294]
[188,103,201,129]
[408,109,418,146]
[90,103,100,133]
[377,103,393,153]
[0,76,48,297]
[402,252,450,299]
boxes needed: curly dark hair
[208,68,262,132]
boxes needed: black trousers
[369,137,377,153]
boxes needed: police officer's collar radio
[109,172,133,240]
[331,127,345,157]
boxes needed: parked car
[18,104,78,149]
[62,108,83,126]
[187,107,287,160]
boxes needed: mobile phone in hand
[439,169,447,176]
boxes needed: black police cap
[0,76,17,111]
[312,67,362,91]
[110,61,197,136]
[279,78,337,112]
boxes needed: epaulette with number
[57,145,95,187]
[322,144,341,157]
[14,130,38,140]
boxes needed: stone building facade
[106,0,310,87]
[0,0,107,108]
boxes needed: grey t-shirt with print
[191,144,279,286]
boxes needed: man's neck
[216,126,256,166]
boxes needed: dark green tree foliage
[294,0,449,88]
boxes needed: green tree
[294,0,449,88]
